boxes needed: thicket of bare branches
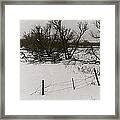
[20,20,100,65]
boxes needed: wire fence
[30,74,99,96]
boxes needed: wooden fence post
[93,68,100,86]
[72,78,75,90]
[41,80,45,95]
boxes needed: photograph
[1,0,118,118]
[20,20,100,100]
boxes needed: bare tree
[68,21,88,59]
[50,20,76,60]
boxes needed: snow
[20,63,100,100]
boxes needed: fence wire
[30,75,98,96]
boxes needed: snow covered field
[20,63,100,100]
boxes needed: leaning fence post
[93,68,100,86]
[72,78,75,90]
[41,80,45,95]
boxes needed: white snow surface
[20,63,100,100]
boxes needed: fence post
[41,80,45,95]
[93,68,100,86]
[72,78,75,90]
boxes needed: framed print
[0,0,119,119]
